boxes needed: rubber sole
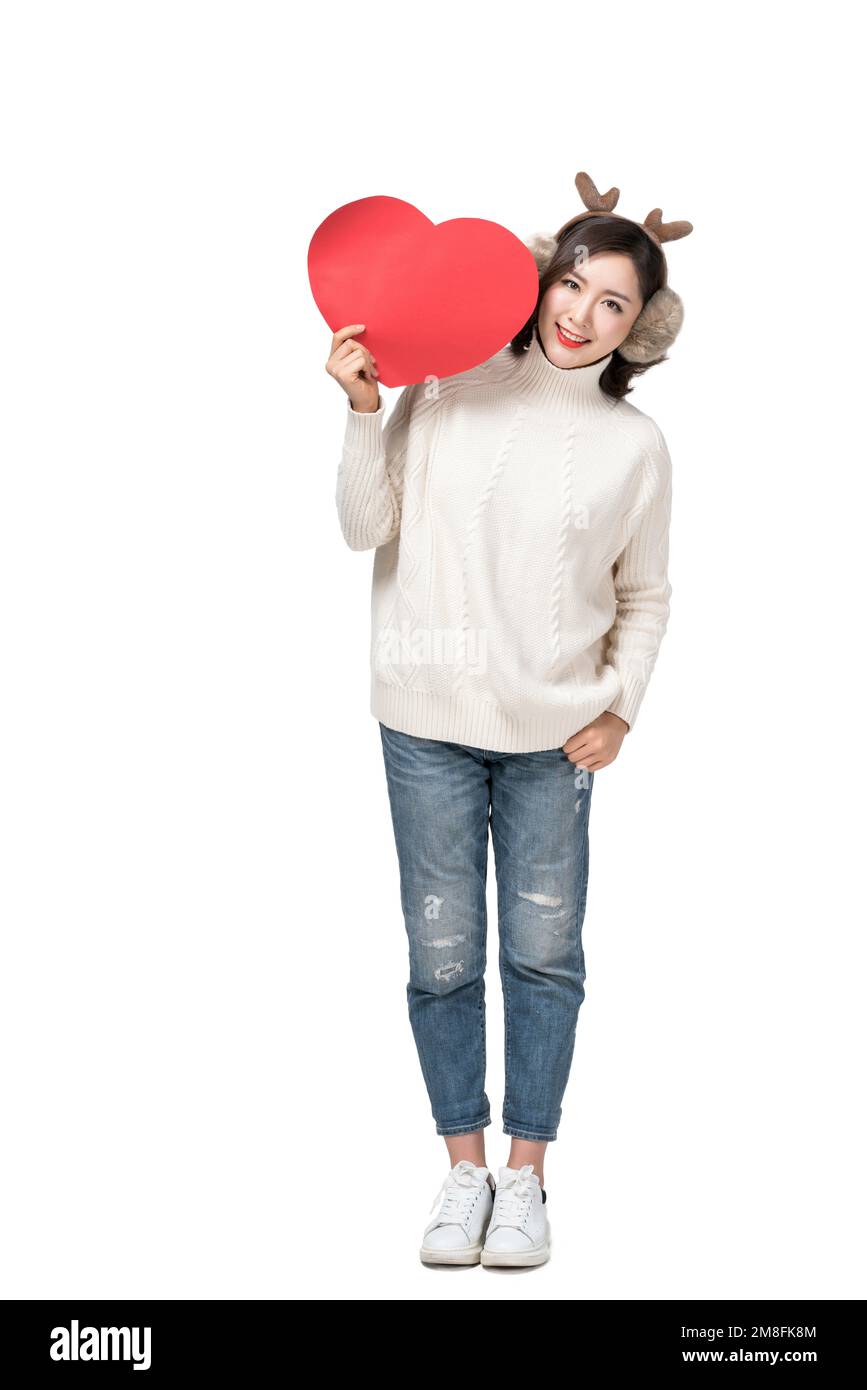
[419,1240,484,1265]
[480,1224,552,1267]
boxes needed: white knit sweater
[335,328,673,753]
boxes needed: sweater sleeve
[334,383,417,551]
[603,430,673,732]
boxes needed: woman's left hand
[562,712,629,771]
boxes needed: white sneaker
[419,1159,496,1265]
[480,1163,551,1266]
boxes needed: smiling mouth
[556,323,591,344]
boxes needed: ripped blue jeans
[378,722,594,1143]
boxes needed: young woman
[327,172,690,1268]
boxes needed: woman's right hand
[326,324,380,413]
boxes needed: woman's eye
[562,280,623,313]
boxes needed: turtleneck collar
[508,326,615,418]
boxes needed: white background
[1,0,864,1302]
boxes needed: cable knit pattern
[335,331,672,753]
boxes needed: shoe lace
[490,1163,537,1227]
[429,1160,489,1223]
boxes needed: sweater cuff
[605,674,647,731]
[344,394,386,462]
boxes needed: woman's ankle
[444,1131,487,1171]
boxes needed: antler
[644,207,694,243]
[574,171,620,213]
[557,171,694,250]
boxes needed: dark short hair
[510,216,669,401]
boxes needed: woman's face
[537,252,644,366]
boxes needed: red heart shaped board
[308,196,540,388]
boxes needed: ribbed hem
[603,673,646,731]
[371,676,628,754]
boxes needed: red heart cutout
[307,196,540,388]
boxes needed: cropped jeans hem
[435,1114,492,1137]
[502,1123,558,1142]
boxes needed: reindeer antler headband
[524,170,693,364]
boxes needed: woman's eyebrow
[567,271,633,304]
